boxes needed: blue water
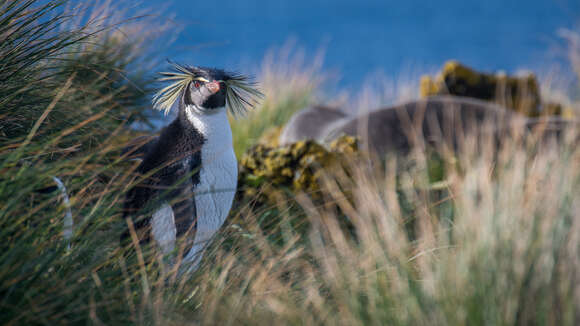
[144,0,580,86]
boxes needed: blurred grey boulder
[279,96,577,155]
[279,105,348,146]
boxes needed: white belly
[179,141,237,272]
[151,149,237,267]
[152,203,176,255]
[194,147,238,233]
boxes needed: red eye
[193,81,200,88]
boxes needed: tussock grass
[0,1,171,324]
[186,126,579,325]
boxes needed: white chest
[195,138,238,229]
[158,107,237,271]
[186,107,238,227]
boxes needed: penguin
[122,63,262,273]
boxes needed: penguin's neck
[181,105,233,156]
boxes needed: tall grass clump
[0,1,176,324]
[230,42,326,156]
[179,125,580,325]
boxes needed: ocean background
[141,0,580,88]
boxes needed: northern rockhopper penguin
[122,63,262,273]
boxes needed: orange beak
[207,81,220,94]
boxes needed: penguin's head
[182,67,227,111]
[153,63,263,117]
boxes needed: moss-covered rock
[237,135,358,205]
[420,60,542,116]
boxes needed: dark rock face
[420,61,542,116]
[279,105,348,146]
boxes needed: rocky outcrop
[241,63,578,206]
[278,62,577,153]
[419,60,568,117]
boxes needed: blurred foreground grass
[1,1,579,325]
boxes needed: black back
[122,106,205,244]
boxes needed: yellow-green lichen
[419,75,439,98]
[238,135,359,205]
[328,134,358,154]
